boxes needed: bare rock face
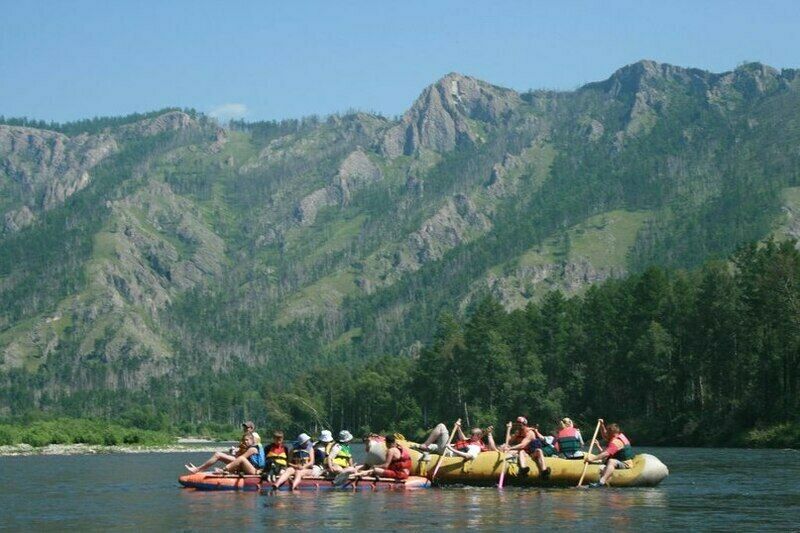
[208,128,228,153]
[381,73,521,158]
[0,112,199,233]
[294,148,382,225]
[3,205,34,232]
[409,194,489,263]
[333,148,382,205]
[365,194,491,285]
[116,111,196,138]
[295,188,336,227]
[477,258,621,311]
[0,126,118,231]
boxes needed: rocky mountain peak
[588,60,705,98]
[116,111,197,138]
[380,73,521,158]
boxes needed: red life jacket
[608,433,634,461]
[555,426,580,454]
[454,439,487,452]
[389,446,412,472]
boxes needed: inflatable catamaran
[179,435,668,491]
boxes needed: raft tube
[178,473,430,491]
[366,437,669,487]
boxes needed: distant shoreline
[0,441,232,457]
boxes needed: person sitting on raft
[188,432,265,475]
[501,416,552,479]
[272,433,315,490]
[311,430,334,477]
[184,421,260,473]
[228,421,261,457]
[445,421,498,460]
[357,434,412,480]
[263,431,290,477]
[555,417,585,459]
[586,421,635,487]
[327,430,357,474]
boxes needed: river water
[1,447,798,531]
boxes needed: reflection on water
[1,448,798,531]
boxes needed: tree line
[262,239,800,447]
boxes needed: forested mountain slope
[2,60,800,429]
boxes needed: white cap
[318,430,334,443]
[297,433,311,444]
[338,430,353,443]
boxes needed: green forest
[3,239,797,448]
[235,239,800,448]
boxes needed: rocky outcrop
[1,111,197,233]
[294,148,382,225]
[0,126,118,231]
[334,149,382,205]
[381,73,521,158]
[365,194,491,285]
[116,111,196,138]
[3,205,34,232]
[208,128,228,153]
[470,258,622,312]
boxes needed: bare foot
[184,464,200,473]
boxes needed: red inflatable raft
[178,472,430,491]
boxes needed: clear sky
[2,0,799,123]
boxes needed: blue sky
[2,0,799,123]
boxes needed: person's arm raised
[455,420,467,442]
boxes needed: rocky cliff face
[0,126,118,231]
[295,148,383,225]
[0,111,198,233]
[381,73,522,157]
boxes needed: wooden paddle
[577,418,603,487]
[497,421,513,488]
[430,418,461,482]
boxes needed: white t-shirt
[463,444,482,459]
[453,442,482,459]
[328,443,342,461]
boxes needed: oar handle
[577,418,603,487]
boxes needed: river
[1,447,798,531]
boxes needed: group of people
[184,417,634,488]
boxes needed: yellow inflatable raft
[365,438,669,487]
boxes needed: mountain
[2,61,800,423]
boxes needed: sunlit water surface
[1,447,798,531]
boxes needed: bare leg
[371,467,389,478]
[223,455,257,475]
[600,460,616,484]
[186,452,236,473]
[533,449,550,477]
[273,467,296,489]
[420,423,448,450]
[291,467,311,489]
[518,450,528,470]
[329,464,358,475]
